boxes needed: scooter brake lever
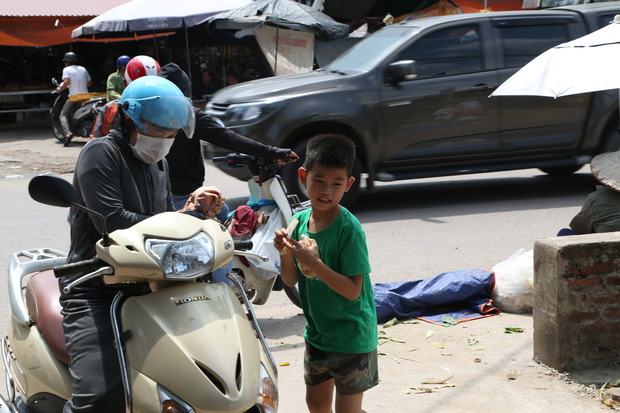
[234,251,269,262]
[62,266,114,294]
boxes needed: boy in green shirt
[274,134,378,413]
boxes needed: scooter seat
[25,270,69,365]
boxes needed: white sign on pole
[254,26,314,75]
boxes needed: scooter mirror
[28,175,76,207]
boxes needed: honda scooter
[0,175,278,412]
[213,153,311,308]
[49,78,105,143]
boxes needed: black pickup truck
[206,3,620,205]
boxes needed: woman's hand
[277,151,298,164]
[182,186,226,219]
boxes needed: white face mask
[130,132,175,164]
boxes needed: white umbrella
[72,0,252,86]
[491,15,620,98]
[72,0,251,38]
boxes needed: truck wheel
[281,137,362,208]
[539,165,583,176]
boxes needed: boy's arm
[273,228,298,287]
[284,237,364,300]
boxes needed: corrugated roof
[0,0,133,17]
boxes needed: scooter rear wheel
[52,120,65,142]
[284,285,301,308]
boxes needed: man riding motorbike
[60,75,224,412]
[56,52,93,147]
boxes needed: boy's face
[299,165,355,211]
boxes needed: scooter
[0,175,278,413]
[49,78,106,142]
[213,153,311,309]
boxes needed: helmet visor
[124,95,195,139]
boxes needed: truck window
[326,26,415,73]
[499,24,569,68]
[394,25,483,79]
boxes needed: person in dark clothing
[193,66,220,101]
[559,150,620,236]
[60,76,221,412]
[158,63,297,212]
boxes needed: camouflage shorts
[303,341,379,395]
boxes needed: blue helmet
[117,55,131,69]
[120,76,195,138]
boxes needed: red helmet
[124,55,161,85]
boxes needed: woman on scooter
[60,75,224,412]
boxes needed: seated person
[559,151,620,235]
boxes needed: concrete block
[534,233,620,371]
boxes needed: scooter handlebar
[234,240,253,251]
[212,153,291,178]
[54,257,105,278]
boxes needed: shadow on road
[352,171,598,223]
[257,313,306,349]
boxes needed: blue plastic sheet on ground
[373,269,499,326]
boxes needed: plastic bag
[246,207,282,273]
[490,249,534,314]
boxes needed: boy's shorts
[304,341,379,394]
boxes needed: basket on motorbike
[69,92,107,102]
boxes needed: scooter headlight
[256,363,278,413]
[146,232,214,279]
[157,385,195,413]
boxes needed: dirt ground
[1,128,619,412]
[0,131,83,178]
[255,298,619,413]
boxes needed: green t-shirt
[291,207,377,354]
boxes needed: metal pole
[153,32,160,62]
[224,46,228,88]
[274,26,279,75]
[184,23,192,93]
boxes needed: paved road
[0,128,615,412]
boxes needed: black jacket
[67,130,173,267]
[159,63,291,195]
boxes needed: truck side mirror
[386,60,418,85]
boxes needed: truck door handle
[470,83,493,92]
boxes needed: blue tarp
[373,269,499,325]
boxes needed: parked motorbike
[0,175,278,412]
[49,78,105,143]
[213,153,311,309]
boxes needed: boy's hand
[275,217,298,255]
[273,228,290,255]
[285,237,319,269]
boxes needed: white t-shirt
[62,65,91,96]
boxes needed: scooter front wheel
[283,285,301,308]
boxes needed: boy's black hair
[305,134,356,176]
